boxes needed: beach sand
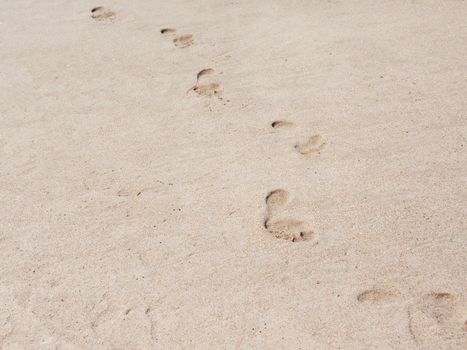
[1,0,466,348]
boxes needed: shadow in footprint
[265,189,289,214]
[271,120,295,129]
[160,28,176,34]
[91,7,115,21]
[197,68,215,81]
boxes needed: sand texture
[1,0,466,349]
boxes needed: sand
[1,0,466,349]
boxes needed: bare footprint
[408,292,467,348]
[264,189,316,242]
[194,83,223,97]
[357,289,401,303]
[420,293,466,326]
[265,218,315,242]
[265,189,289,214]
[160,28,176,34]
[271,120,295,129]
[188,68,223,97]
[295,134,326,155]
[173,34,194,48]
[196,68,215,82]
[160,28,194,48]
[91,6,115,21]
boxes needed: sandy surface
[1,0,466,349]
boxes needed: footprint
[419,293,465,325]
[271,120,295,129]
[160,28,194,48]
[357,289,401,303]
[264,189,316,242]
[295,134,326,155]
[91,6,115,21]
[160,28,176,34]
[196,68,215,82]
[173,34,194,48]
[265,189,289,214]
[189,68,223,97]
[265,219,315,242]
[194,83,223,97]
[408,292,467,347]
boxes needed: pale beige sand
[1,0,466,349]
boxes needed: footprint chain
[159,20,325,242]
